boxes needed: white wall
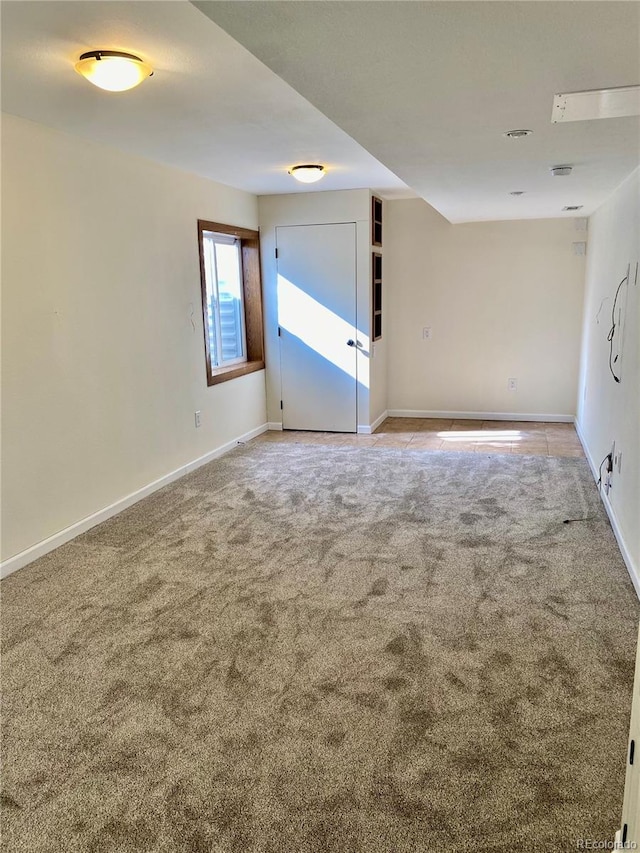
[576,169,639,587]
[1,113,267,567]
[258,190,380,430]
[385,199,586,418]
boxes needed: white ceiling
[0,1,411,199]
[196,0,640,223]
[2,1,639,222]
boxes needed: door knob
[347,339,355,347]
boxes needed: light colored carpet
[2,442,638,852]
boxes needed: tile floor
[255,417,585,459]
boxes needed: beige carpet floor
[1,442,638,852]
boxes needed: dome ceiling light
[75,50,153,92]
[288,165,326,184]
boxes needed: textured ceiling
[0,1,411,198]
[2,0,638,221]
[196,1,640,222]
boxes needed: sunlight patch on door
[278,276,368,385]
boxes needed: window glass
[203,232,246,368]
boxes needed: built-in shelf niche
[372,251,382,341]
[372,195,383,247]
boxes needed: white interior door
[277,223,357,432]
[618,625,640,848]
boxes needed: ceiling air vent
[551,166,573,177]
[552,86,640,123]
[504,129,533,139]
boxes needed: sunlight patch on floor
[438,430,522,444]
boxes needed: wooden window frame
[197,220,265,386]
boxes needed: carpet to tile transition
[1,442,638,853]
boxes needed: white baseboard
[575,418,640,600]
[387,409,574,423]
[357,410,388,435]
[0,423,270,580]
[371,409,389,432]
[266,422,283,431]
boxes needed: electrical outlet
[618,451,622,474]
[422,327,432,340]
[507,378,518,392]
[604,443,615,494]
[195,411,201,428]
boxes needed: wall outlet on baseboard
[422,326,432,340]
[195,411,201,428]
[507,378,518,392]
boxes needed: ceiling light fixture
[75,50,153,92]
[504,129,533,139]
[552,85,640,123]
[550,165,573,177]
[288,164,326,184]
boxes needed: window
[202,232,246,367]
[197,220,264,386]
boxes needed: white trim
[370,409,389,432]
[387,410,574,423]
[0,423,269,580]
[266,422,283,431]
[357,410,388,435]
[575,418,640,599]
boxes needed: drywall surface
[385,199,586,417]
[258,190,378,429]
[369,330,388,426]
[1,113,266,563]
[577,169,639,579]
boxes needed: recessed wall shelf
[372,251,382,341]
[372,195,383,247]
